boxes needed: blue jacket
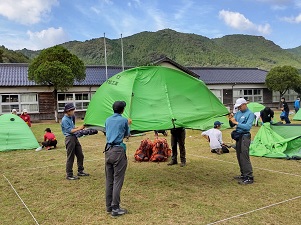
[231,108,254,133]
[294,100,300,109]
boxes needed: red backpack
[134,139,153,162]
[149,138,171,162]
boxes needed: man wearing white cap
[229,98,255,185]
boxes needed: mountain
[213,34,301,70]
[0,45,29,63]
[286,46,301,58]
[13,29,301,70]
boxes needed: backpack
[149,138,171,162]
[134,139,153,162]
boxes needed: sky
[0,0,301,50]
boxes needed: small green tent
[293,110,301,120]
[0,114,39,152]
[250,123,301,158]
[84,66,229,131]
[247,102,265,113]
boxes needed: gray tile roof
[0,63,267,87]
[189,67,268,84]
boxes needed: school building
[0,57,297,121]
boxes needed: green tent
[250,123,301,158]
[0,114,39,152]
[84,66,229,131]
[293,110,301,120]
[247,102,265,113]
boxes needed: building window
[210,89,222,102]
[233,89,263,103]
[0,93,39,114]
[273,90,298,102]
[57,93,93,112]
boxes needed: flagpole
[104,33,108,80]
[121,33,124,71]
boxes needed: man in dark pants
[105,101,131,217]
[168,127,186,167]
[229,98,255,185]
[281,97,291,124]
[61,103,89,180]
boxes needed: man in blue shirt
[104,101,131,217]
[294,97,300,113]
[61,103,89,180]
[229,98,255,185]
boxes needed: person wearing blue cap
[61,103,89,180]
[201,121,224,155]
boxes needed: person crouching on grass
[201,121,224,155]
[61,103,89,180]
[229,98,254,185]
[36,128,57,151]
[104,101,131,217]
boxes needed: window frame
[0,93,39,114]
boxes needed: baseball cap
[214,121,223,126]
[112,101,126,112]
[234,98,247,109]
[64,103,75,112]
[23,109,28,113]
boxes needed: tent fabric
[84,66,229,132]
[247,102,265,113]
[250,123,301,158]
[293,109,301,120]
[0,114,39,152]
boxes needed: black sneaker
[238,178,254,185]
[233,175,244,180]
[66,176,79,180]
[111,208,128,217]
[167,161,178,166]
[106,207,112,214]
[78,171,90,176]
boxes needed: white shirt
[201,128,223,149]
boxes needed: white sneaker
[35,146,43,151]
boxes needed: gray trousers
[105,146,127,210]
[171,128,186,163]
[235,134,253,178]
[65,136,84,177]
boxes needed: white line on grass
[207,195,301,225]
[3,174,40,225]
[187,153,301,178]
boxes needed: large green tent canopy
[293,110,301,120]
[84,66,229,132]
[247,102,265,113]
[250,123,301,158]
[0,114,39,152]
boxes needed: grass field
[1,114,301,225]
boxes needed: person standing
[104,101,131,217]
[280,97,291,124]
[294,97,300,113]
[20,109,31,127]
[229,98,255,185]
[168,127,186,167]
[61,103,89,180]
[260,107,274,124]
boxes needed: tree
[0,49,3,63]
[265,65,301,104]
[28,45,85,122]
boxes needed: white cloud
[219,10,271,35]
[282,13,301,23]
[174,0,194,20]
[26,27,69,49]
[0,0,58,25]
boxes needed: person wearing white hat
[20,109,31,127]
[229,98,255,185]
[11,109,17,115]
